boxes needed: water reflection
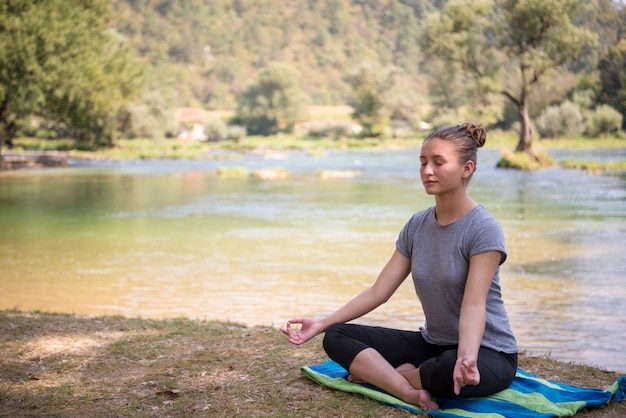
[0,148,624,372]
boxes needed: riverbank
[0,310,623,417]
[2,134,626,172]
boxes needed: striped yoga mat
[301,360,626,417]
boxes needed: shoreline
[1,310,624,417]
[2,135,625,172]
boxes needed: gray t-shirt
[396,205,518,354]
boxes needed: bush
[226,125,246,142]
[121,92,174,140]
[585,105,623,138]
[305,120,356,139]
[204,119,247,142]
[204,119,228,142]
[535,101,584,138]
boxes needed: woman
[282,123,518,411]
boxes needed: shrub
[305,120,356,139]
[204,119,228,142]
[535,101,584,138]
[226,125,247,142]
[585,105,623,138]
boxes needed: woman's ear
[462,160,475,179]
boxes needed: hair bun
[461,122,486,148]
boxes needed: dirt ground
[0,310,623,417]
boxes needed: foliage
[235,63,310,135]
[585,104,624,137]
[203,118,247,142]
[114,0,436,109]
[598,39,626,129]
[120,91,177,139]
[1,0,625,156]
[0,0,144,152]
[421,0,597,158]
[346,62,422,137]
[535,101,585,138]
[203,118,229,142]
[304,120,358,139]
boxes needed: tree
[346,62,422,137]
[346,63,389,137]
[421,0,597,159]
[598,39,626,129]
[235,62,309,136]
[0,0,143,156]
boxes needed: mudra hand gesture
[453,355,481,395]
[281,318,324,345]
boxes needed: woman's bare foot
[347,362,439,411]
[413,388,439,411]
[396,363,439,411]
[346,373,366,384]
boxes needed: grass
[496,150,557,170]
[0,310,624,417]
[561,159,626,173]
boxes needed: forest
[1,0,626,154]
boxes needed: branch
[500,90,520,107]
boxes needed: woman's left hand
[453,355,480,396]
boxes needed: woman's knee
[322,323,372,371]
[322,323,346,354]
[419,351,457,398]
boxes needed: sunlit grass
[496,150,557,170]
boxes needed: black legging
[323,323,517,399]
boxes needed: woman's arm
[453,250,502,394]
[283,249,411,345]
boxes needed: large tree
[421,0,597,158]
[0,0,143,156]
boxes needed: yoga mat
[302,360,626,417]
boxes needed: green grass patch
[561,159,626,172]
[496,150,556,170]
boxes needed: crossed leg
[346,348,439,411]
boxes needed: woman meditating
[282,123,518,411]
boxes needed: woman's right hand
[281,318,325,345]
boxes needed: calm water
[1,148,625,373]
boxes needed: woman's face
[419,138,473,195]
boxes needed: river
[0,147,624,373]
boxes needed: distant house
[176,107,207,141]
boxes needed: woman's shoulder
[466,205,505,239]
[408,206,435,222]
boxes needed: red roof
[176,108,203,123]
